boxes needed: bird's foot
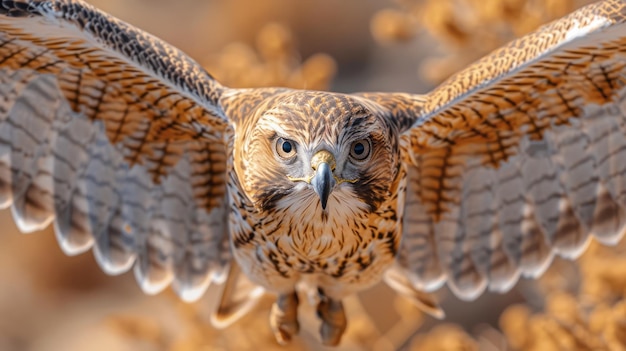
[269,291,300,345]
[316,291,346,346]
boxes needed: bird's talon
[320,321,344,346]
[269,292,300,345]
[316,297,347,346]
[273,326,294,345]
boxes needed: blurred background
[2,0,626,350]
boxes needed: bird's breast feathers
[229,167,406,292]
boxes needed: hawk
[1,0,625,346]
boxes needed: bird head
[235,90,401,216]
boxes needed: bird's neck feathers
[270,185,372,259]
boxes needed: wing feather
[0,0,232,301]
[363,0,626,300]
[397,165,446,291]
[6,74,59,232]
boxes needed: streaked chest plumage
[227,164,406,297]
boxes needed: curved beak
[310,150,337,210]
[311,161,336,210]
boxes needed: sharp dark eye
[350,139,371,161]
[276,137,297,159]
[353,143,365,155]
[282,141,292,153]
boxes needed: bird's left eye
[349,139,371,161]
[275,137,297,159]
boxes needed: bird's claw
[316,295,347,346]
[270,292,300,345]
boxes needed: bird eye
[275,137,297,159]
[349,139,371,161]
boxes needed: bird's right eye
[276,137,297,159]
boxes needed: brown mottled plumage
[0,0,626,346]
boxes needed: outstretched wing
[0,0,232,302]
[365,0,626,300]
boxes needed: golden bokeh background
[2,0,626,350]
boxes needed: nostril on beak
[311,150,336,172]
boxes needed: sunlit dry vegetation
[372,0,593,83]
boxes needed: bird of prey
[0,0,625,346]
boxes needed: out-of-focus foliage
[404,239,626,351]
[204,23,337,90]
[371,0,594,83]
[497,240,626,351]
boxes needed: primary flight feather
[0,0,625,346]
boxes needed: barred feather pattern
[0,0,232,302]
[373,0,626,300]
[0,71,231,301]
